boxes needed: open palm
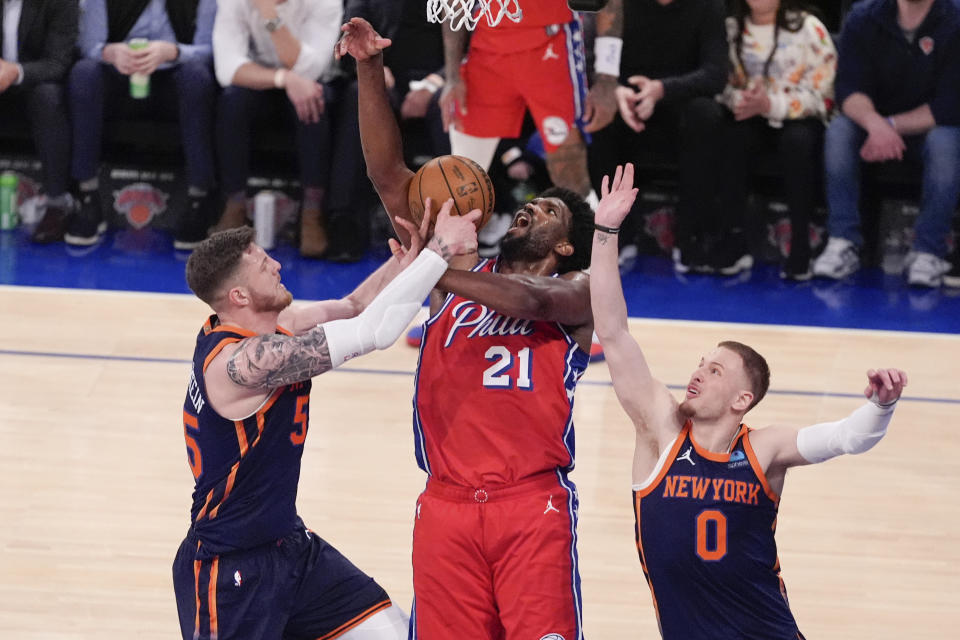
[595,163,639,228]
[336,17,392,62]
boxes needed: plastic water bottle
[254,191,276,249]
[0,171,18,230]
[129,38,150,99]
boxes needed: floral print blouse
[719,12,837,127]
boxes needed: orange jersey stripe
[233,420,249,458]
[633,492,663,634]
[315,600,392,640]
[208,557,220,639]
[193,541,202,638]
[742,430,780,506]
[196,488,215,521]
[210,324,257,337]
[635,422,690,499]
[202,336,243,374]
[209,464,239,520]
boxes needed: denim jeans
[69,58,217,190]
[824,113,960,257]
[216,86,331,195]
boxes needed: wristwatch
[264,16,283,33]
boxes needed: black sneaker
[64,190,106,246]
[944,251,960,288]
[780,252,812,281]
[175,194,217,251]
[710,233,753,276]
[30,202,71,244]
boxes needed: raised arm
[750,368,907,493]
[438,269,592,327]
[438,23,469,132]
[337,17,417,246]
[205,202,479,417]
[590,164,680,440]
[279,201,459,333]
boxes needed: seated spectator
[812,0,960,288]
[584,0,729,273]
[329,0,448,261]
[67,0,218,250]
[717,0,836,280]
[0,0,77,243]
[211,0,341,259]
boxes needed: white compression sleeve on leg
[449,126,500,172]
[321,249,447,367]
[338,604,409,639]
[796,401,896,464]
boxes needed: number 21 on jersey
[483,346,533,390]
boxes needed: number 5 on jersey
[483,346,533,390]
[183,410,203,480]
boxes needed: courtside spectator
[68,0,218,250]
[717,0,836,280]
[0,0,77,244]
[585,0,730,273]
[812,0,960,287]
[211,0,341,259]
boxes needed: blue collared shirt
[79,0,216,67]
[835,0,960,125]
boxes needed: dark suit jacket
[344,0,443,80]
[0,0,78,86]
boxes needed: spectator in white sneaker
[812,0,960,287]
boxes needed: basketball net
[426,0,523,31]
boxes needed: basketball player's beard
[253,287,293,313]
[500,230,552,263]
[678,400,696,418]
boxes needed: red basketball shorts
[410,472,583,640]
[459,21,588,153]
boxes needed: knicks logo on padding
[113,182,168,229]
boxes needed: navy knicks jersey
[633,422,804,640]
[182,315,311,555]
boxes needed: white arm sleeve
[796,401,896,464]
[320,249,448,368]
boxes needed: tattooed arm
[226,328,334,390]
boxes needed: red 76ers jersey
[412,259,590,487]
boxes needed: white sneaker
[618,243,639,270]
[812,237,860,279]
[906,252,951,287]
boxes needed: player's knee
[338,603,409,639]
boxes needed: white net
[426,0,523,31]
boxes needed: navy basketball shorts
[173,524,393,640]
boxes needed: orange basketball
[407,155,494,231]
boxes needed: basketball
[407,155,494,231]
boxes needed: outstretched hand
[389,198,434,268]
[390,198,480,263]
[336,17,392,62]
[595,163,639,229]
[429,199,481,260]
[864,368,908,405]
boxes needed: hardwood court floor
[1,285,958,639]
